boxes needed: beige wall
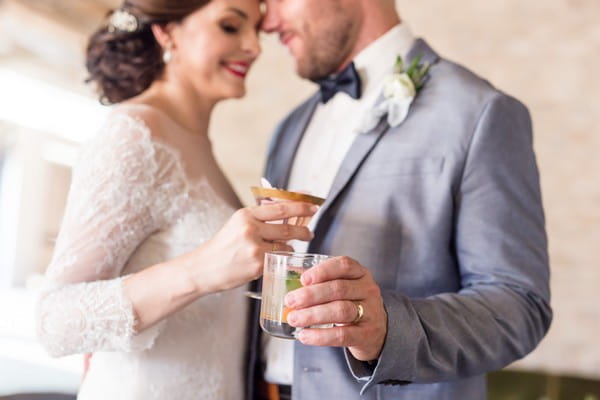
[210,0,600,379]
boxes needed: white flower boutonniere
[360,55,430,133]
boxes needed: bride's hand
[191,201,318,292]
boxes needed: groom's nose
[261,0,281,33]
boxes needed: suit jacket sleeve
[346,93,552,393]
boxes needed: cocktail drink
[244,184,326,300]
[260,252,330,339]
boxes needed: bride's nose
[242,31,261,59]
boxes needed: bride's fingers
[259,222,314,242]
[250,202,318,222]
[262,241,294,254]
[248,242,294,280]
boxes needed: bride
[35,0,315,399]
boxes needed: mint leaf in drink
[286,271,302,293]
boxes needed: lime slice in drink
[286,271,303,293]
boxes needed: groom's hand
[284,257,387,361]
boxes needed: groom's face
[262,0,360,80]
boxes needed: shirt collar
[354,23,416,97]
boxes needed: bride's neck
[131,78,215,137]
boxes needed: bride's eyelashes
[219,17,242,35]
[220,22,240,34]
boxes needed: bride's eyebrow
[226,7,248,19]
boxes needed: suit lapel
[269,39,440,222]
[406,38,440,80]
[316,118,390,222]
[312,38,440,236]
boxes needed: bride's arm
[37,116,168,357]
[37,115,315,357]
[123,202,315,332]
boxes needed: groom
[248,0,552,399]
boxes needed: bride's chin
[210,87,246,102]
[210,79,247,100]
[226,87,247,99]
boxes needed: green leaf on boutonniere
[394,55,430,91]
[412,63,431,90]
[394,55,405,74]
[411,58,430,90]
[406,55,421,77]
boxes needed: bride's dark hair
[86,0,209,104]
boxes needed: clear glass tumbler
[260,251,330,339]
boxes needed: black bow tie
[315,62,362,104]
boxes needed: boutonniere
[359,55,430,133]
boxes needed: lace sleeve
[37,113,168,357]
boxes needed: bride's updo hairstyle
[86,0,209,104]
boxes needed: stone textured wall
[210,0,600,379]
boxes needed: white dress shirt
[263,23,416,385]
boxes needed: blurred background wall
[0,0,598,397]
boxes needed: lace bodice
[36,106,248,400]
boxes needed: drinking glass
[243,186,325,300]
[260,251,331,339]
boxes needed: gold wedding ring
[351,302,365,324]
[271,242,277,252]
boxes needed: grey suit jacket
[246,39,551,400]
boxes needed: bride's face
[169,0,262,101]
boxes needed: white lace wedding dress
[36,105,248,400]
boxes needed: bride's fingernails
[310,205,319,213]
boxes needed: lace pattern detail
[37,278,164,357]
[48,114,162,279]
[39,110,217,355]
[36,107,245,399]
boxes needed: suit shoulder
[428,58,529,120]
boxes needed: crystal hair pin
[108,9,139,33]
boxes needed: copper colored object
[250,187,325,227]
